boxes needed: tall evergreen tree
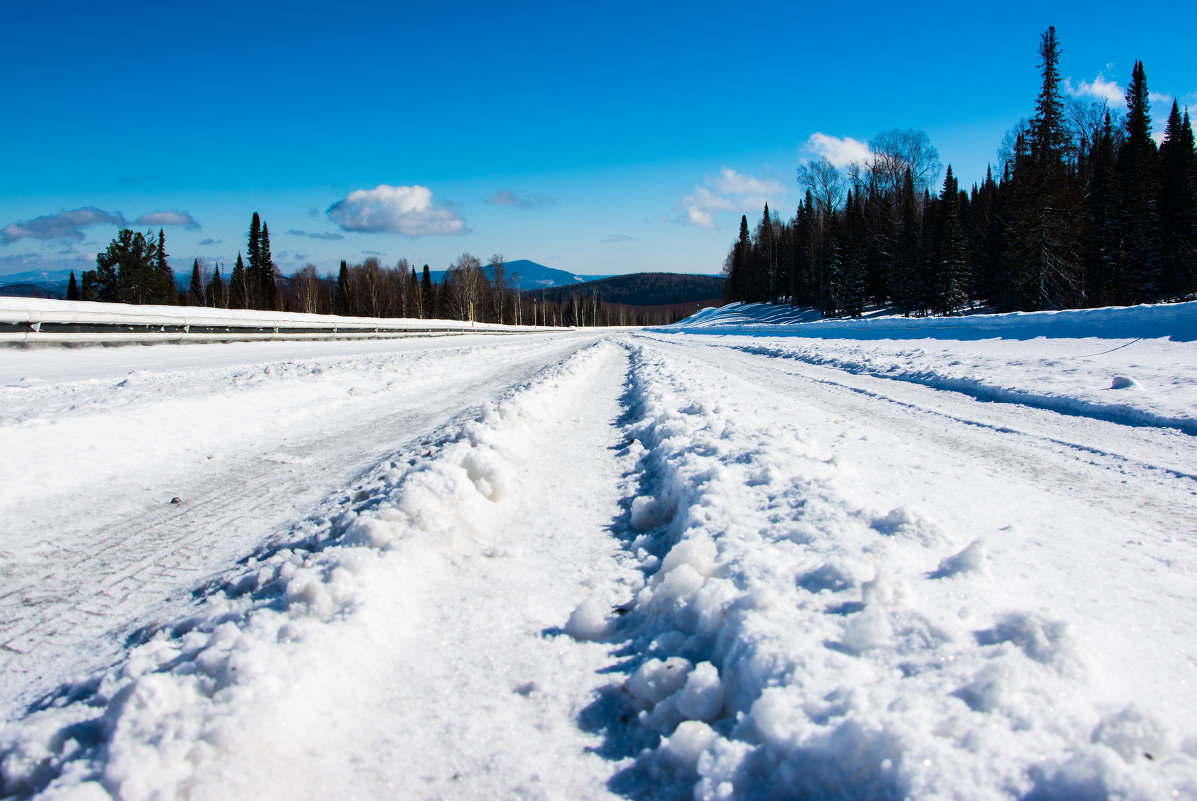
[335,259,352,315]
[1005,27,1083,310]
[206,263,225,308]
[152,229,175,304]
[934,166,970,314]
[841,190,867,316]
[229,253,249,309]
[1158,100,1197,298]
[1083,111,1126,306]
[1118,60,1163,301]
[258,222,275,310]
[66,271,79,301]
[247,213,262,308]
[421,265,434,318]
[189,258,204,305]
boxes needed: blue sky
[2,1,1194,281]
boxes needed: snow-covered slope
[1,304,1195,799]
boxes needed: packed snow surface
[1,302,1195,800]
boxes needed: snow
[2,302,1196,800]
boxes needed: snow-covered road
[1,304,1195,800]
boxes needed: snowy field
[1,301,1195,800]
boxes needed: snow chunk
[626,657,694,706]
[930,539,988,579]
[564,596,610,641]
[1110,375,1141,390]
[630,495,666,531]
[676,661,723,722]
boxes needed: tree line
[723,26,1196,316]
[67,215,658,326]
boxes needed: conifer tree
[258,223,275,310]
[422,265,434,318]
[153,229,175,304]
[1158,100,1197,298]
[81,270,96,301]
[841,190,867,316]
[206,263,225,307]
[1083,111,1125,305]
[1005,27,1083,310]
[247,213,262,308]
[335,260,351,315]
[893,169,921,314]
[66,271,79,300]
[1119,60,1163,301]
[189,258,204,305]
[934,166,970,314]
[230,253,249,309]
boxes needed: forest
[723,27,1196,317]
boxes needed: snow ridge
[578,342,1196,800]
[0,341,629,800]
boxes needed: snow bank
[668,300,1197,342]
[0,342,625,800]
[594,342,1196,800]
[648,302,1197,435]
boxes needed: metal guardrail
[0,299,571,345]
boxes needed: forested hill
[525,272,724,306]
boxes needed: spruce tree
[1158,101,1197,298]
[335,259,351,315]
[247,213,262,308]
[841,190,867,316]
[1084,111,1126,305]
[153,229,175,304]
[1119,60,1163,301]
[1005,28,1083,310]
[934,166,970,314]
[258,223,275,310]
[206,263,224,307]
[894,169,921,314]
[230,253,248,309]
[66,271,79,300]
[81,270,96,301]
[189,258,204,305]
[422,265,434,318]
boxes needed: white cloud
[133,210,200,230]
[1067,74,1173,107]
[1066,75,1125,105]
[677,169,784,229]
[602,234,635,243]
[805,133,872,168]
[326,185,466,236]
[715,168,785,197]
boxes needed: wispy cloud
[804,133,872,168]
[133,210,200,230]
[602,234,635,243]
[1066,74,1173,106]
[198,238,223,246]
[327,185,466,236]
[677,168,785,229]
[1,207,125,245]
[485,189,556,209]
[287,228,345,241]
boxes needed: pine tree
[335,260,351,315]
[820,211,842,317]
[1005,28,1083,310]
[1158,100,1197,298]
[1084,111,1126,305]
[230,253,249,309]
[934,166,970,314]
[422,265,434,318]
[189,258,204,305]
[152,229,175,304]
[66,271,79,301]
[258,222,275,310]
[1119,60,1163,301]
[81,270,96,301]
[206,263,225,307]
[247,213,262,308]
[894,168,922,314]
[841,190,867,316]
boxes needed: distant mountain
[0,282,61,299]
[0,268,74,289]
[526,272,725,307]
[429,259,608,290]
